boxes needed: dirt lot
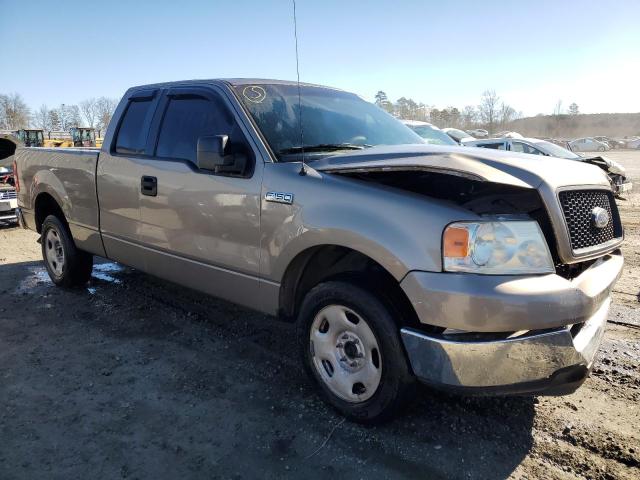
[1,151,639,479]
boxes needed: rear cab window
[115,91,158,155]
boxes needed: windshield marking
[242,86,267,103]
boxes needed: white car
[569,137,610,152]
[401,120,458,146]
[0,167,18,224]
[466,137,632,196]
[442,128,475,144]
[467,129,489,138]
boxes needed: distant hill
[509,113,640,139]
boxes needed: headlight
[443,220,554,274]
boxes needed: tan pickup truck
[14,79,624,422]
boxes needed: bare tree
[67,105,82,128]
[80,98,98,128]
[33,104,51,130]
[95,97,119,133]
[55,103,82,131]
[48,109,61,131]
[552,100,565,136]
[0,93,31,129]
[478,90,500,134]
[553,100,564,116]
[498,102,517,129]
[461,105,478,129]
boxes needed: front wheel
[598,146,605,152]
[297,281,414,423]
[41,215,93,287]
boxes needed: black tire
[598,146,605,152]
[297,281,414,424]
[41,215,93,287]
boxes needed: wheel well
[34,193,66,233]
[0,138,17,163]
[279,245,419,327]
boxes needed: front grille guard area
[558,189,623,252]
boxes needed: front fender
[260,163,479,283]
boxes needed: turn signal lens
[443,226,469,258]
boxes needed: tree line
[374,89,523,133]
[0,93,118,134]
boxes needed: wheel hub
[44,228,65,277]
[309,304,382,403]
[336,332,365,371]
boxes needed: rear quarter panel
[16,147,104,256]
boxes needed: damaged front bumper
[399,252,623,395]
[401,297,608,395]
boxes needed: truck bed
[15,147,102,253]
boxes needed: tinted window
[477,142,505,150]
[156,95,239,163]
[116,99,155,154]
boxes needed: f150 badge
[265,192,294,205]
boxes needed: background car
[401,120,457,145]
[467,128,488,138]
[593,136,625,149]
[466,137,631,195]
[569,137,610,152]
[625,137,640,149]
[442,127,475,144]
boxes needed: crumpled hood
[581,155,626,176]
[313,144,611,190]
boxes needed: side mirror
[197,135,232,170]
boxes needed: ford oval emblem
[591,207,610,229]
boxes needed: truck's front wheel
[297,281,414,423]
[41,215,93,287]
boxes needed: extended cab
[15,79,624,422]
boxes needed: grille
[559,189,622,251]
[0,190,17,200]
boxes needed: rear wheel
[41,215,93,287]
[297,281,414,423]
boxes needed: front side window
[156,94,235,163]
[233,83,423,161]
[155,93,252,176]
[477,142,505,150]
[116,99,156,155]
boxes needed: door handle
[141,176,157,196]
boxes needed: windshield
[446,128,470,140]
[533,140,580,159]
[233,83,424,160]
[409,125,457,145]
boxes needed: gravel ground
[0,151,639,479]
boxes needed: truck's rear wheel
[297,281,414,423]
[41,215,93,287]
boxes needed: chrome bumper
[401,297,610,394]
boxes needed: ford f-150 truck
[14,79,624,422]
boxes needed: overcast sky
[1,0,639,117]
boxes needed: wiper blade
[279,143,370,154]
